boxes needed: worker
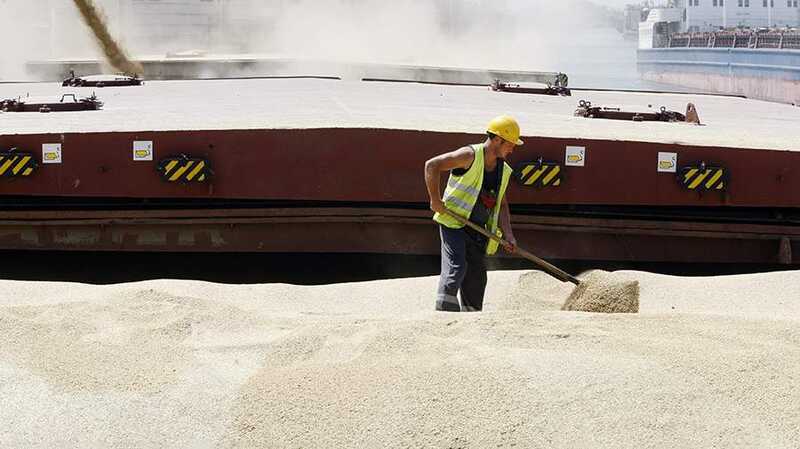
[424,115,522,312]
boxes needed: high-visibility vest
[433,143,513,256]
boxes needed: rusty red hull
[1,128,800,207]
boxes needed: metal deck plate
[1,78,799,151]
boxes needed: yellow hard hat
[487,115,524,146]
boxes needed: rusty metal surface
[3,129,800,207]
[1,93,103,112]
[62,73,143,88]
[1,78,797,264]
[573,100,686,122]
[0,208,796,264]
[490,80,571,96]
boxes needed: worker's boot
[435,296,461,312]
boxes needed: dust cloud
[252,0,622,70]
[0,0,623,81]
[71,0,143,75]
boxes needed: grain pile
[1,270,799,449]
[561,270,640,314]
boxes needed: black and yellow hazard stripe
[157,156,211,183]
[516,161,562,188]
[0,152,37,178]
[679,165,726,191]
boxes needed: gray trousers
[436,225,488,312]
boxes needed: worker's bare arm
[424,147,475,214]
[426,147,476,173]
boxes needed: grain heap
[1,270,798,448]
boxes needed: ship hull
[2,78,800,265]
[3,128,800,207]
[638,48,800,104]
[2,128,800,264]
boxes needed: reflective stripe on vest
[446,177,481,199]
[433,143,514,256]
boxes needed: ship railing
[734,33,754,48]
[662,30,800,49]
[668,35,690,47]
[689,33,713,47]
[782,34,800,49]
[712,34,735,48]
[757,33,783,49]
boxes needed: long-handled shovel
[443,209,580,286]
[442,209,640,313]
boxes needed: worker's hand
[502,236,517,254]
[429,199,448,215]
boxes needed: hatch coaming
[1,128,799,210]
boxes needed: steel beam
[0,208,795,264]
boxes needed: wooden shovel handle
[442,209,581,286]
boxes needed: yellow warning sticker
[658,152,678,173]
[133,141,154,161]
[565,146,586,167]
[42,143,62,164]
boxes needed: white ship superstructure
[637,0,800,103]
[639,0,799,39]
[686,0,799,31]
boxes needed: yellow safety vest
[433,143,513,256]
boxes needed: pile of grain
[1,270,798,448]
[561,271,640,314]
